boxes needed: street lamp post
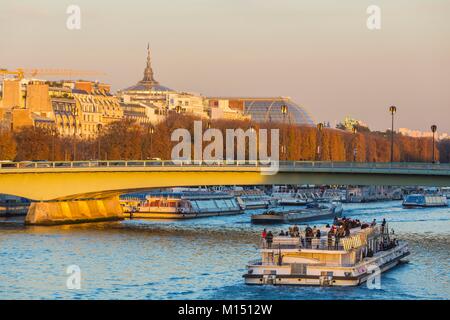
[389,106,397,163]
[431,124,437,163]
[317,122,324,161]
[281,104,288,161]
[352,126,358,162]
[97,124,102,160]
[149,126,154,159]
[51,128,56,161]
[72,136,77,161]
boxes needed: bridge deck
[1,161,449,201]
[1,160,449,175]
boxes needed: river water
[0,201,449,300]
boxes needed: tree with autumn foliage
[0,130,17,160]
[5,116,449,163]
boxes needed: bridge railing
[1,160,450,170]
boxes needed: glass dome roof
[243,98,314,125]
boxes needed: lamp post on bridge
[281,104,288,161]
[149,126,154,159]
[389,106,397,163]
[97,124,102,160]
[316,122,324,161]
[431,124,437,164]
[352,126,358,162]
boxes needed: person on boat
[333,216,339,225]
[300,234,305,248]
[261,229,267,247]
[344,224,351,237]
[339,225,346,237]
[305,225,313,248]
[288,226,293,237]
[315,229,321,239]
[314,229,321,248]
[305,225,312,234]
[293,225,299,237]
[381,218,387,234]
[370,219,377,227]
[327,229,334,249]
[266,231,274,249]
[335,229,341,249]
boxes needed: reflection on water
[0,202,449,300]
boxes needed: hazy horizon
[1,0,449,132]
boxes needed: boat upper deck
[261,224,383,253]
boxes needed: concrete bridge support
[25,196,124,226]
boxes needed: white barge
[402,194,448,208]
[124,194,243,219]
[251,202,343,224]
[244,223,409,286]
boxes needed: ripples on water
[0,202,449,300]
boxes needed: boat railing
[261,238,345,251]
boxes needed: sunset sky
[1,0,449,132]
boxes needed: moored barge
[122,193,243,219]
[251,202,343,224]
[402,194,448,208]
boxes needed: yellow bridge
[1,161,449,225]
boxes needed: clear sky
[1,0,449,132]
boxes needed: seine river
[0,202,449,300]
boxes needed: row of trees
[0,114,448,163]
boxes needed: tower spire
[141,43,158,84]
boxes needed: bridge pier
[25,196,124,226]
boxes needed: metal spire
[141,43,158,84]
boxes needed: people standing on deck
[381,218,387,234]
[266,231,274,249]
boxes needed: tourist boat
[402,194,448,208]
[125,194,243,219]
[271,192,312,206]
[322,189,347,202]
[243,222,410,286]
[237,194,278,210]
[0,195,30,217]
[440,188,450,200]
[251,202,343,224]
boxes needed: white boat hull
[244,243,409,287]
